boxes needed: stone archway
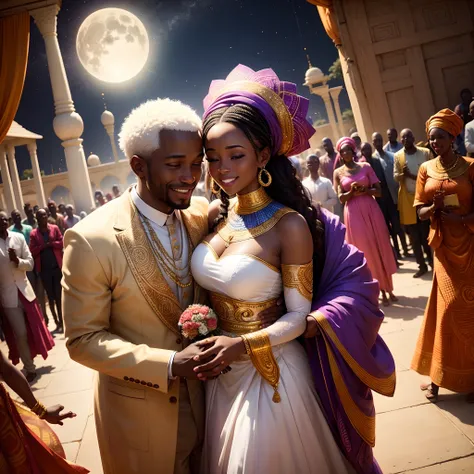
[99,175,121,195]
[50,185,71,205]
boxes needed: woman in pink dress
[334,137,398,306]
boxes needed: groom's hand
[172,343,213,379]
[303,313,321,338]
[257,296,286,328]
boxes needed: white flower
[198,324,209,336]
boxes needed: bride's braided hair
[202,103,325,281]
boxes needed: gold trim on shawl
[281,262,313,301]
[210,292,278,335]
[425,156,470,181]
[213,81,294,156]
[241,331,281,403]
[323,337,376,447]
[313,312,396,396]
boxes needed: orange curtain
[0,11,30,144]
[307,0,341,46]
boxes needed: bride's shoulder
[275,211,313,260]
[275,209,311,239]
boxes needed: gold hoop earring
[258,167,272,187]
[211,178,221,195]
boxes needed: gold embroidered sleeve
[281,261,313,302]
[241,330,281,403]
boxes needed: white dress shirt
[465,120,474,154]
[302,176,338,213]
[394,147,431,194]
[0,231,35,308]
[131,187,192,378]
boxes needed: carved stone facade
[330,0,474,141]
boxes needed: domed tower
[101,107,120,163]
[303,61,343,140]
[87,153,101,167]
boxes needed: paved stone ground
[2,259,473,473]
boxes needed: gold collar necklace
[436,155,458,172]
[234,187,272,215]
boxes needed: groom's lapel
[181,203,209,305]
[114,192,183,335]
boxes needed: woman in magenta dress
[334,137,398,306]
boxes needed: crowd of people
[0,66,472,474]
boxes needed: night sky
[14,0,345,177]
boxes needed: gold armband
[241,331,281,403]
[281,261,313,301]
[32,401,47,419]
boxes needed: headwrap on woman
[425,108,464,138]
[336,136,357,154]
[203,64,315,157]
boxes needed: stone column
[27,141,47,208]
[104,127,119,163]
[6,144,24,212]
[319,89,340,143]
[30,5,95,212]
[330,86,345,137]
[0,146,16,212]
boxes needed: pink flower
[183,321,200,330]
[207,318,218,330]
[180,313,193,323]
[199,307,210,316]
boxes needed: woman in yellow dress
[411,108,474,403]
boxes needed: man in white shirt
[394,129,432,277]
[464,100,474,157]
[0,211,37,381]
[64,204,81,229]
[302,154,338,213]
[62,99,210,474]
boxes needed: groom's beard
[146,164,197,210]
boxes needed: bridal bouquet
[178,304,219,341]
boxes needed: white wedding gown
[191,243,354,474]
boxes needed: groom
[63,99,215,474]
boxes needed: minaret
[100,93,120,163]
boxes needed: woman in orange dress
[0,302,89,474]
[411,108,474,403]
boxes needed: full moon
[76,8,150,83]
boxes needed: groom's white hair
[118,98,202,160]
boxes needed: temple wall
[332,0,474,142]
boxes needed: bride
[190,65,355,473]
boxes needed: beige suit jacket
[62,190,209,474]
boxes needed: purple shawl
[306,209,396,474]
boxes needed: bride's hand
[192,336,246,380]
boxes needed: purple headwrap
[336,136,357,154]
[203,64,315,157]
